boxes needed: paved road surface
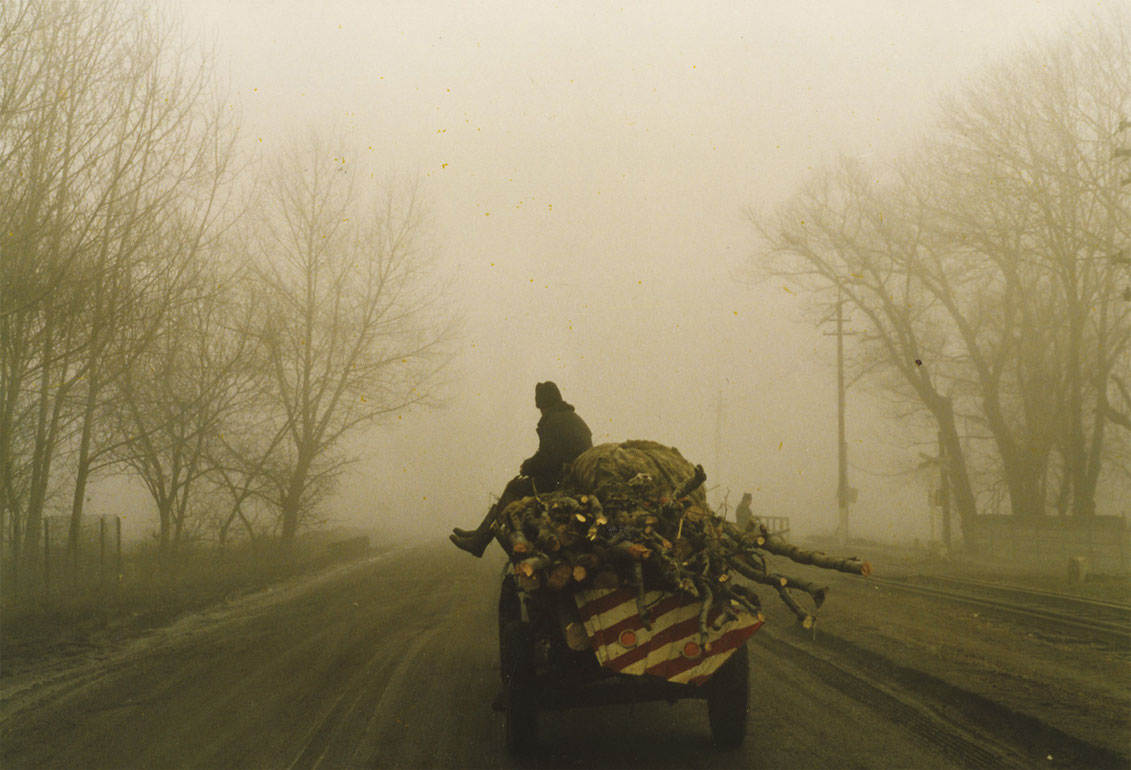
[2,543,1034,769]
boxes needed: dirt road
[1,543,1125,768]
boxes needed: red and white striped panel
[574,587,763,686]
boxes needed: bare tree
[0,0,238,576]
[250,134,454,550]
[109,256,255,558]
[205,343,294,550]
[919,9,1130,518]
[755,159,981,534]
[753,9,1130,530]
[1,0,128,573]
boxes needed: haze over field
[77,0,1121,545]
[5,8,1129,767]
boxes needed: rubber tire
[706,644,750,749]
[501,620,539,754]
[498,577,521,679]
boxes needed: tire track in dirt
[758,625,1129,769]
[287,622,446,768]
[1,550,405,725]
[10,542,1118,769]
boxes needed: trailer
[497,568,763,754]
[480,441,870,754]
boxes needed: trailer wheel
[706,644,749,749]
[498,577,521,679]
[501,620,538,754]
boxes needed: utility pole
[835,296,850,546]
[824,291,857,547]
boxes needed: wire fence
[1,515,122,601]
[968,514,1130,575]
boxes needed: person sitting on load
[450,381,593,557]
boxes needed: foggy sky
[104,0,1103,545]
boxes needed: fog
[118,0,1097,547]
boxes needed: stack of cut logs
[493,440,872,632]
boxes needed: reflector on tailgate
[575,587,763,685]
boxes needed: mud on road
[1,542,1127,769]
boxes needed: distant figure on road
[450,381,593,557]
[735,492,754,531]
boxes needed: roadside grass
[801,536,1131,605]
[0,529,376,679]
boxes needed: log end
[516,573,542,592]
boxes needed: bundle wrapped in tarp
[567,440,709,510]
[493,440,872,632]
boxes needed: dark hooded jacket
[735,495,754,530]
[520,401,593,493]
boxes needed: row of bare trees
[755,11,1131,537]
[1,0,453,577]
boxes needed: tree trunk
[1064,302,1090,516]
[1000,443,1047,519]
[22,313,68,560]
[1075,350,1113,518]
[935,397,978,541]
[915,385,979,540]
[279,454,312,553]
[67,373,99,575]
[158,497,173,557]
[0,314,28,553]
[279,492,299,552]
[23,355,55,559]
